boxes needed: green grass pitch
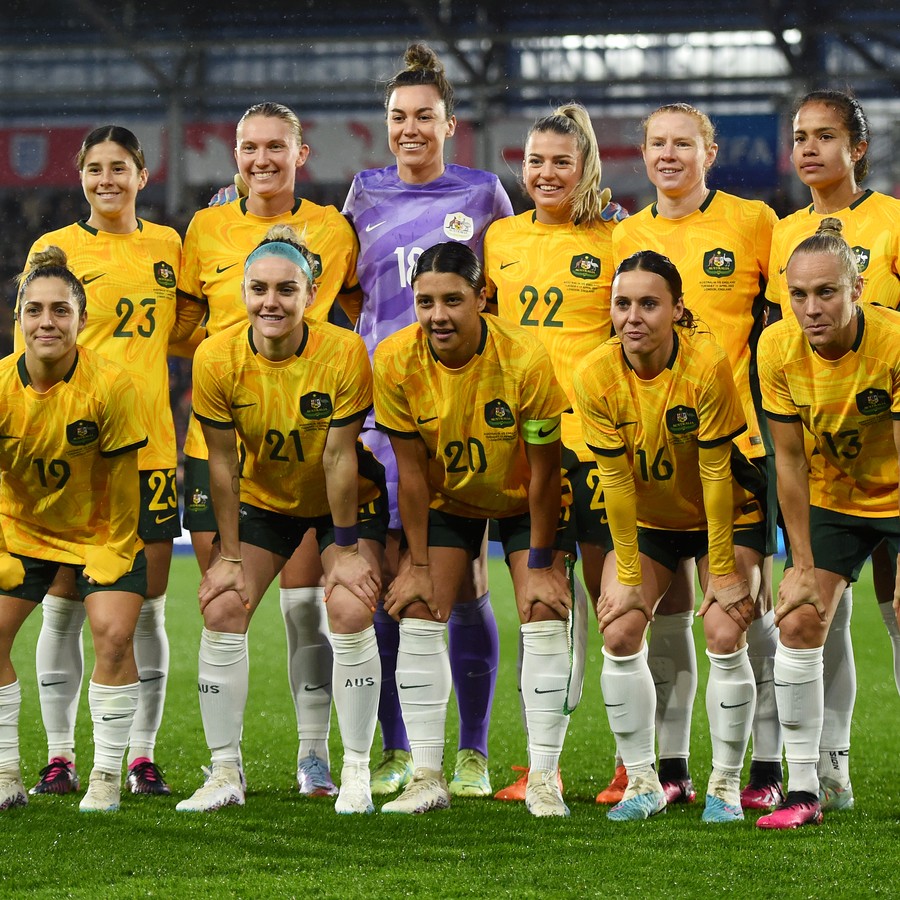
[3,555,899,899]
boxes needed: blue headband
[244,241,314,283]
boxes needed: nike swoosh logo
[155,514,177,525]
[537,423,559,438]
[304,682,330,692]
[216,263,238,274]
[40,680,67,687]
[534,687,564,694]
[231,402,256,409]
[416,415,438,424]
[139,674,165,683]
[466,668,496,678]
[365,221,386,232]
[499,261,519,270]
[774,682,789,688]
[81,274,105,285]
[720,700,751,709]
[615,421,637,428]
[778,266,787,275]
[604,702,625,707]
[101,714,129,721]
[399,683,432,690]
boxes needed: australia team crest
[484,398,514,428]
[570,253,601,280]
[443,212,475,241]
[154,261,176,288]
[703,248,735,278]
[300,391,333,420]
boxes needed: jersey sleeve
[191,341,234,429]
[492,179,515,220]
[519,341,570,423]
[331,335,372,426]
[179,213,205,303]
[573,356,626,456]
[754,204,777,282]
[372,340,417,436]
[99,367,149,457]
[696,348,747,448]
[757,327,799,421]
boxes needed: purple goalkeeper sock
[374,600,410,752]
[448,592,499,757]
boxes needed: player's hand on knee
[774,565,825,625]
[199,556,249,611]
[700,571,753,629]
[384,563,439,621]
[596,579,651,633]
[325,547,380,613]
[517,565,571,623]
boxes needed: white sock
[521,620,570,773]
[648,610,697,761]
[746,610,782,762]
[773,640,823,795]
[396,619,450,773]
[89,680,139,775]
[601,644,656,771]
[331,627,380,766]
[877,601,900,696]
[820,587,855,783]
[35,594,85,761]
[0,681,21,770]
[280,587,332,764]
[198,629,248,765]
[128,594,169,765]
[706,646,756,774]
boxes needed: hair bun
[404,43,440,73]
[27,245,69,272]
[816,217,844,239]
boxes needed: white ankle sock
[648,610,697,761]
[521,620,570,772]
[0,681,21,769]
[281,587,332,763]
[35,594,85,760]
[746,610,782,762]
[331,627,380,766]
[198,628,248,765]
[601,645,656,771]
[396,619,450,773]
[706,646,756,774]
[89,680,139,775]
[129,594,169,764]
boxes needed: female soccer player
[177,225,386,815]
[24,126,186,797]
[483,102,621,800]
[756,218,900,829]
[373,242,573,817]
[0,248,146,813]
[608,103,781,810]
[767,91,900,811]
[573,250,766,823]
[343,43,514,797]
[183,102,362,797]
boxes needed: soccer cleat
[381,767,450,815]
[126,758,171,795]
[29,757,79,795]
[702,794,744,823]
[819,777,854,811]
[740,780,785,811]
[370,749,414,796]
[335,763,374,815]
[175,763,245,812]
[296,751,338,797]
[525,769,570,818]
[661,776,697,805]
[595,764,628,804]
[0,769,27,810]
[607,770,667,822]
[494,765,564,802]
[756,791,823,830]
[449,749,492,798]
[79,768,121,813]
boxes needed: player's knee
[776,604,826,648]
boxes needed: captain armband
[522,416,561,445]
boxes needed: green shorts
[638,523,767,573]
[182,455,216,532]
[785,506,900,583]
[564,448,612,551]
[138,469,181,541]
[430,504,576,561]
[233,495,389,559]
[2,550,148,603]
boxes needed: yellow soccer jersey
[485,211,616,461]
[23,220,180,470]
[574,328,758,532]
[373,315,570,519]
[0,347,146,564]
[758,305,900,517]
[181,197,361,460]
[613,190,775,460]
[191,319,376,519]
[767,190,900,314]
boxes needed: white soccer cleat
[176,763,246,812]
[79,768,121,813]
[525,768,570,817]
[335,762,374,815]
[381,767,450,815]
[0,768,27,810]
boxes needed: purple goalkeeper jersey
[343,164,513,525]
